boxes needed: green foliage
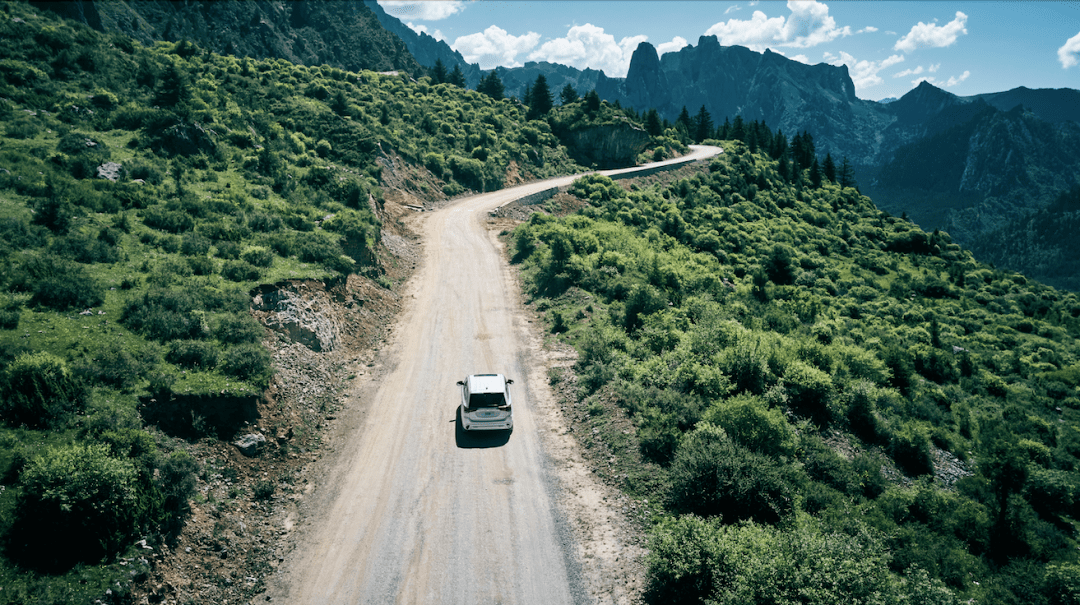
[701,393,795,458]
[668,423,801,523]
[9,443,136,570]
[1,352,86,429]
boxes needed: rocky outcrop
[253,284,341,353]
[561,120,651,169]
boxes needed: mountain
[362,0,481,86]
[31,0,424,76]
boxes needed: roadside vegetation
[0,4,679,602]
[513,133,1080,603]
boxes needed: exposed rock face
[253,285,341,353]
[562,120,652,169]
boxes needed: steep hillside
[511,138,1080,604]
[362,0,481,86]
[0,4,678,602]
[32,0,425,76]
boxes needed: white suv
[456,374,514,432]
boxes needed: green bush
[166,339,220,369]
[76,340,160,391]
[241,247,274,268]
[221,259,261,282]
[222,344,273,387]
[9,443,136,570]
[668,423,800,523]
[121,289,206,342]
[11,254,105,311]
[784,360,835,426]
[701,393,795,458]
[889,424,935,476]
[214,313,263,344]
[1,351,87,429]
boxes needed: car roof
[466,374,508,393]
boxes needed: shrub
[701,393,795,458]
[668,423,800,524]
[181,232,211,256]
[216,240,242,259]
[121,289,206,342]
[12,254,105,311]
[222,344,273,387]
[76,340,160,391]
[221,260,261,282]
[1,351,87,428]
[166,340,220,369]
[241,247,274,268]
[645,515,925,605]
[142,207,194,233]
[10,443,137,570]
[889,424,935,476]
[214,313,263,344]
[187,255,216,275]
[784,360,835,426]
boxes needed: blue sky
[377,1,1080,101]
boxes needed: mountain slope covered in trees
[32,0,425,76]
[512,135,1080,603]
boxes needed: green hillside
[0,4,680,602]
[513,140,1080,603]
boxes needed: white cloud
[378,1,466,21]
[857,26,878,34]
[657,36,689,56]
[894,11,968,53]
[406,22,446,42]
[527,24,645,77]
[944,70,970,87]
[824,51,904,91]
[929,63,940,72]
[724,5,742,15]
[908,69,970,88]
[1059,31,1080,68]
[452,26,541,69]
[893,65,924,78]
[704,0,851,51]
[790,54,810,64]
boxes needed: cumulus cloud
[824,51,904,91]
[893,65,924,78]
[1059,31,1080,68]
[406,22,446,42]
[857,26,878,34]
[705,0,851,51]
[452,26,541,69]
[894,11,968,53]
[378,1,465,21]
[527,24,645,77]
[657,36,689,56]
[944,70,970,87]
[789,54,811,64]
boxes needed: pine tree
[584,89,601,113]
[810,156,823,188]
[448,64,465,87]
[644,108,663,136]
[693,105,713,143]
[477,71,504,100]
[559,83,579,105]
[838,156,857,189]
[823,153,837,183]
[527,74,553,120]
[432,59,448,84]
[676,106,692,131]
[731,115,746,142]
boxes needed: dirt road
[267,146,721,604]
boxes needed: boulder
[233,433,266,457]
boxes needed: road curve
[268,145,722,604]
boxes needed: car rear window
[469,392,505,408]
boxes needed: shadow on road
[454,408,511,449]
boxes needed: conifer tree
[584,89,601,113]
[644,108,663,136]
[527,74,553,120]
[559,83,579,105]
[693,105,713,143]
[838,156,857,189]
[823,153,837,183]
[477,71,504,100]
[432,58,448,84]
[810,156,823,188]
[448,63,465,87]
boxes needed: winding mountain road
[268,145,722,604]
